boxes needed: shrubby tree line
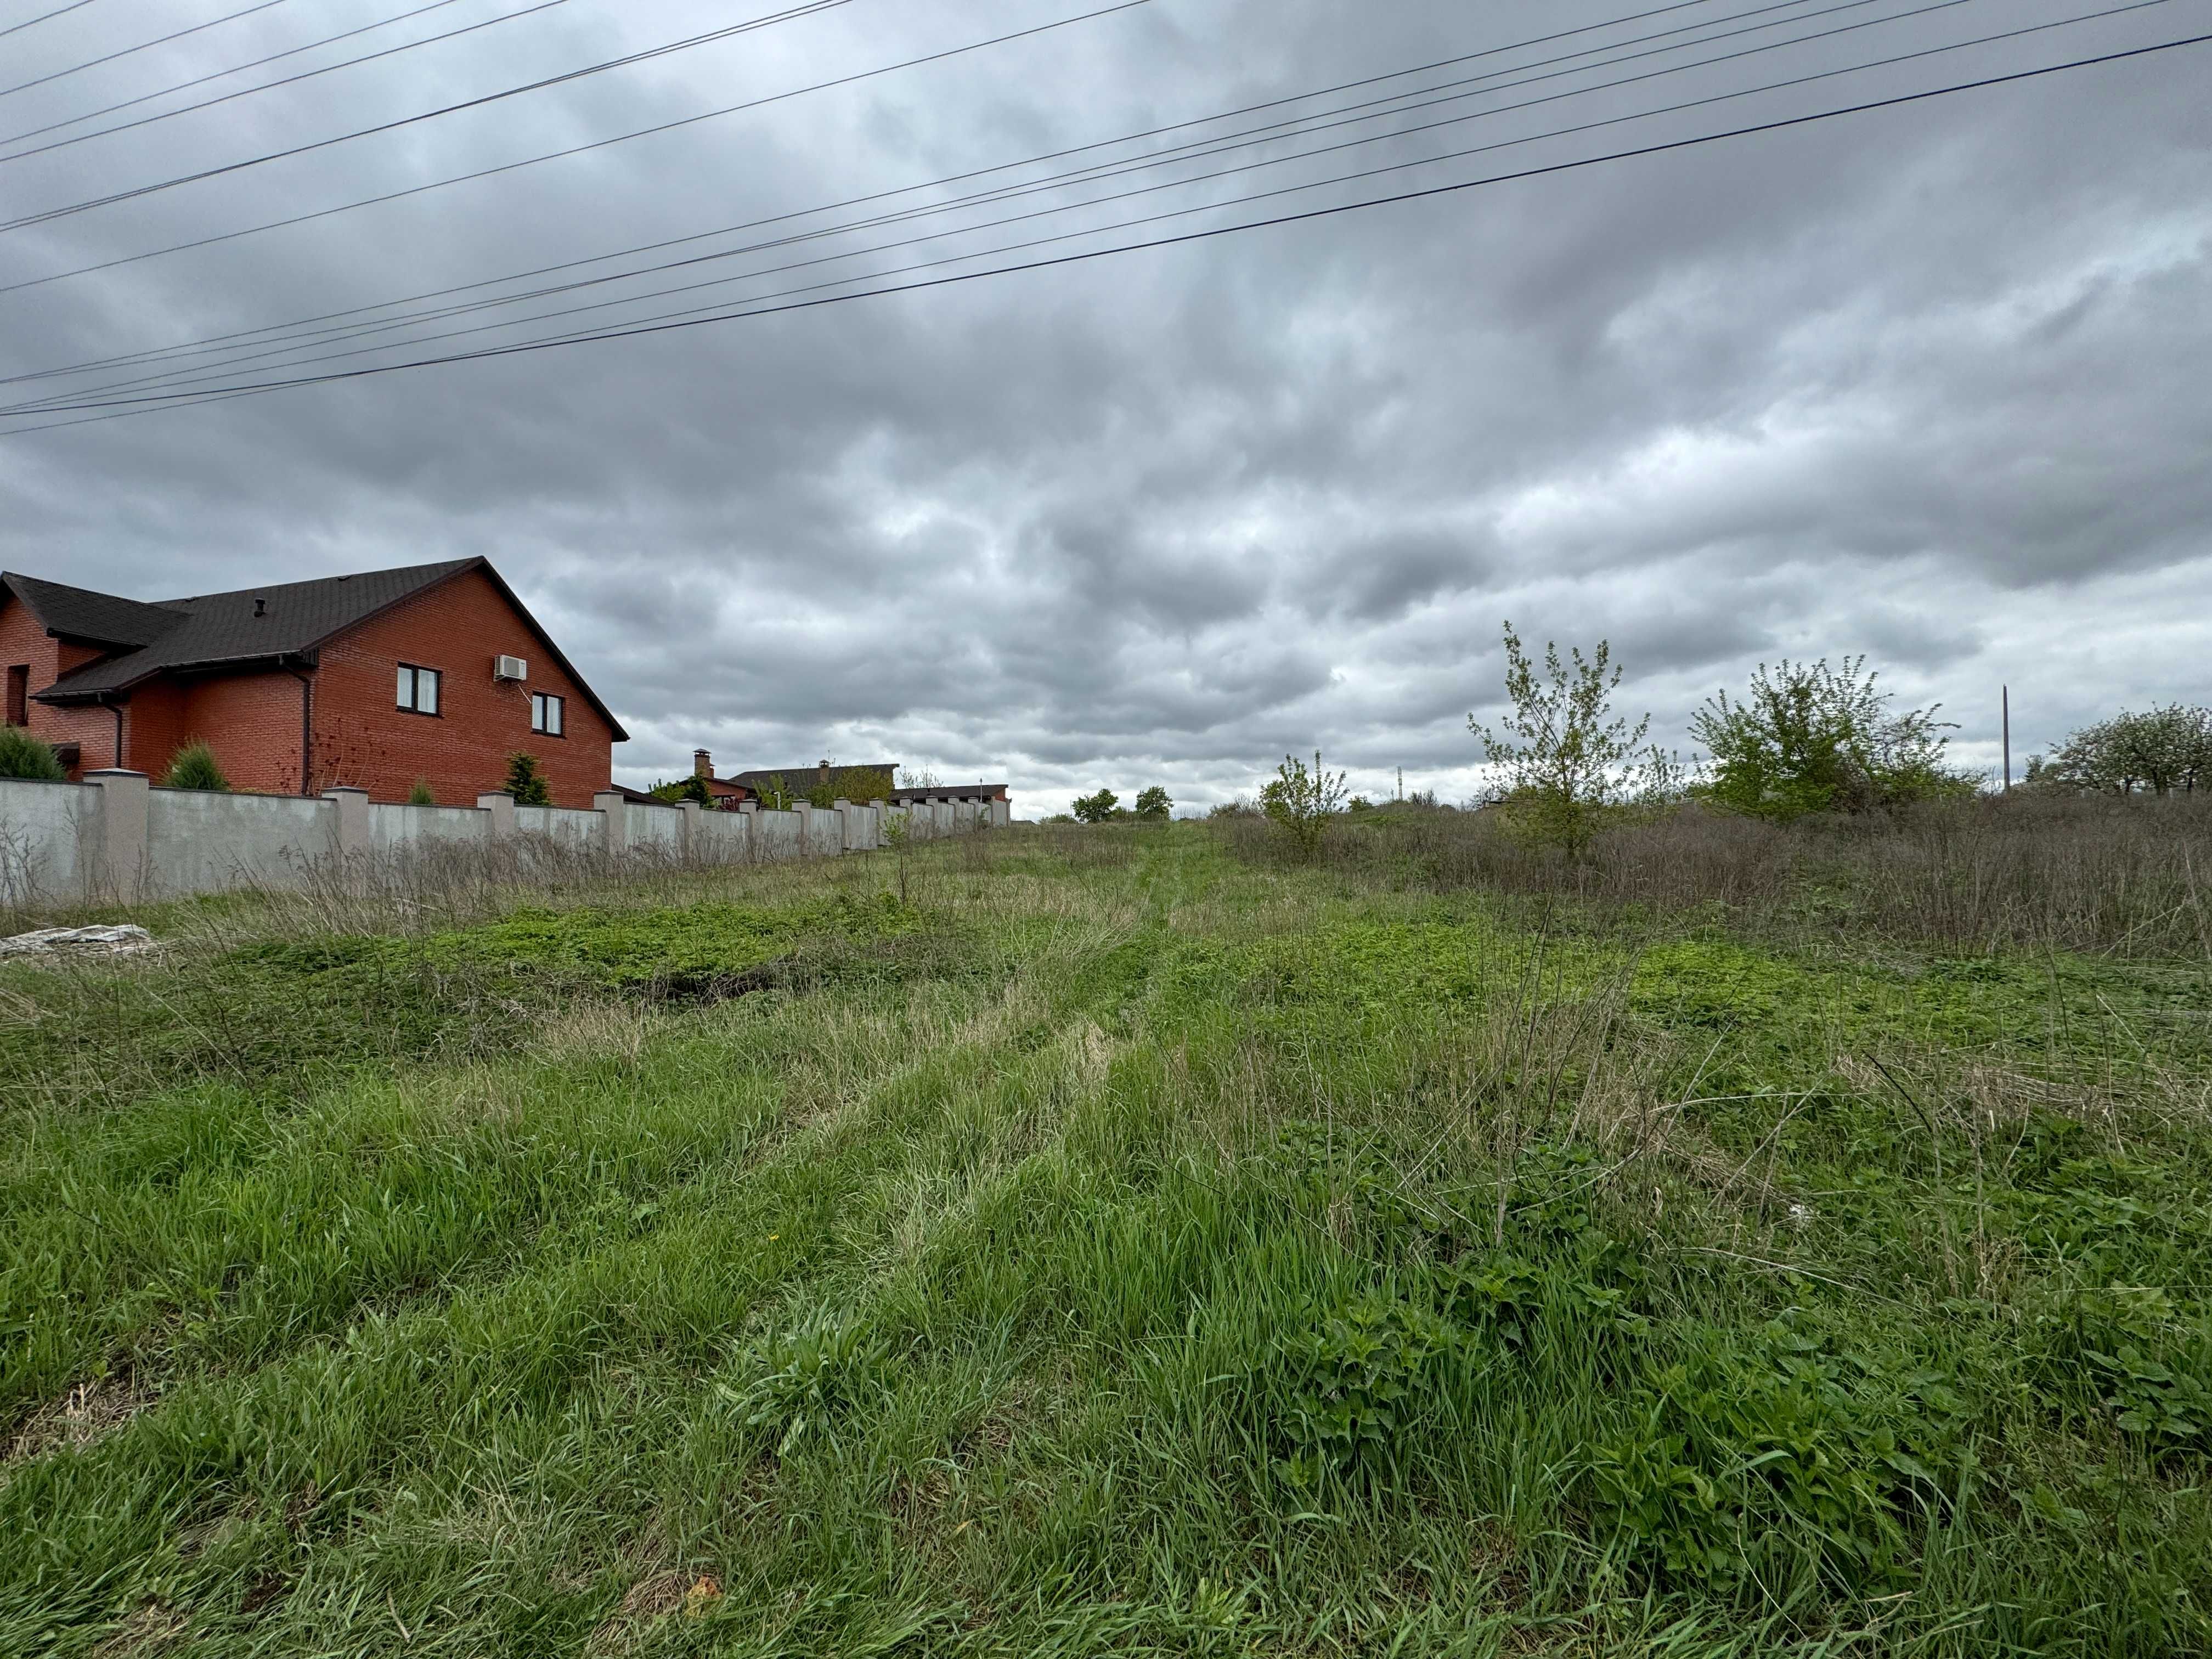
[1058,785,1173,824]
[1235,622,2204,861]
[2027,706,2210,796]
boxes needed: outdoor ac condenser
[493,654,528,681]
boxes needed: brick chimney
[693,749,712,779]
[818,758,831,785]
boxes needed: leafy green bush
[1690,656,1971,821]
[502,752,551,805]
[161,740,230,792]
[1133,786,1172,819]
[407,778,436,806]
[1260,752,1346,860]
[651,774,713,807]
[1072,788,1119,824]
[0,724,65,781]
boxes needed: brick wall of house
[0,594,122,774]
[311,568,616,807]
[178,673,309,794]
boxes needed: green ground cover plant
[0,804,2207,1656]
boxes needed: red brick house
[1,558,625,807]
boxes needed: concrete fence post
[322,787,369,860]
[476,791,515,839]
[81,769,149,904]
[833,797,854,853]
[592,790,628,860]
[678,800,701,861]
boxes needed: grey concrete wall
[624,803,685,855]
[0,777,96,907]
[695,811,749,864]
[0,775,1002,907]
[753,809,802,860]
[515,805,602,847]
[146,788,336,896]
[367,803,489,854]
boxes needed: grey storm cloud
[3,0,2209,810]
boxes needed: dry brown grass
[1215,791,2212,956]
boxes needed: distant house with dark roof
[680,752,1008,812]
[1,558,625,808]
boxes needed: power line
[9,0,1853,385]
[10,26,2202,432]
[0,2,486,149]
[1,0,296,101]
[0,0,98,44]
[0,0,851,223]
[18,0,2164,405]
[0,0,1158,294]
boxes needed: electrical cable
[8,23,2201,431]
[0,0,1156,296]
[0,0,850,223]
[0,0,98,44]
[1,2,489,148]
[18,0,2169,405]
[1,0,296,102]
[8,0,1856,385]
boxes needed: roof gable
[1,572,188,650]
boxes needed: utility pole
[2002,686,2012,793]
[1396,766,1403,802]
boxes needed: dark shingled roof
[725,763,901,794]
[26,557,627,740]
[1,572,188,650]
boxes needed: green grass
[1,827,2208,1656]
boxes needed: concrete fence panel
[695,810,748,864]
[145,787,336,896]
[516,806,602,847]
[623,803,685,855]
[753,809,802,860]
[367,802,489,854]
[0,776,97,907]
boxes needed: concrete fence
[0,771,1011,907]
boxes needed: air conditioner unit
[493,654,528,681]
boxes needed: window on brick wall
[5,665,25,727]
[531,692,565,737]
[396,663,441,715]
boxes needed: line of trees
[1244,624,2203,861]
[2028,706,2210,796]
[1064,785,1173,823]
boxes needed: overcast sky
[2,0,2206,809]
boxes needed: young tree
[1260,752,1347,860]
[1071,788,1120,824]
[0,725,65,781]
[1689,657,1963,821]
[1133,786,1173,819]
[162,740,230,793]
[503,752,552,806]
[1469,623,1651,856]
[408,778,437,806]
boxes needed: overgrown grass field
[2,805,2208,1656]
